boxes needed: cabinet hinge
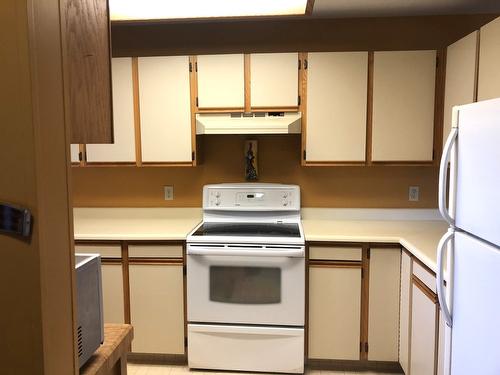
[195,62,198,72]
[78,151,83,162]
[433,149,435,160]
[189,62,192,72]
[436,56,439,68]
[192,151,195,161]
[183,265,187,276]
[365,342,369,353]
[367,248,371,259]
[360,342,363,352]
[303,150,306,160]
[304,59,308,70]
[184,337,188,347]
[298,59,301,70]
[298,95,301,105]
[195,97,199,107]
[361,268,364,279]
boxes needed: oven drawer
[188,324,304,373]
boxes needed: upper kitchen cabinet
[197,54,245,109]
[443,32,478,146]
[304,52,368,163]
[61,0,113,144]
[371,51,436,162]
[70,144,80,164]
[250,53,299,108]
[478,17,500,101]
[138,56,193,164]
[86,58,136,163]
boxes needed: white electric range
[186,183,305,374]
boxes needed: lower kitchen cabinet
[308,265,362,360]
[368,247,401,361]
[410,277,439,375]
[129,263,185,354]
[101,264,125,324]
[399,251,412,374]
[74,244,125,324]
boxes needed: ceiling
[312,0,500,18]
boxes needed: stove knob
[282,192,288,198]
[215,199,221,206]
[283,201,288,206]
[215,192,221,198]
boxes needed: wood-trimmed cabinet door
[308,265,362,360]
[86,57,136,163]
[367,247,401,361]
[443,31,478,147]
[399,251,412,374]
[304,52,368,162]
[196,54,245,109]
[478,16,500,101]
[129,263,185,354]
[138,56,193,163]
[70,144,80,163]
[74,244,125,323]
[410,278,439,375]
[250,53,299,108]
[371,50,436,162]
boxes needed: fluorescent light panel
[110,0,308,21]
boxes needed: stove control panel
[203,184,300,211]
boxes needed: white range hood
[196,112,302,135]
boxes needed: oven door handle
[187,248,304,258]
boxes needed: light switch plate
[164,186,174,200]
[409,186,420,202]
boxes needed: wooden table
[80,324,134,375]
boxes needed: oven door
[187,243,305,326]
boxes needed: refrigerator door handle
[437,229,454,327]
[439,127,458,227]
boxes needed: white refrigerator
[437,97,500,375]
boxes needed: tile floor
[127,364,400,375]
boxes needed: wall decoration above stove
[244,140,258,181]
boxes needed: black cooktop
[192,222,301,238]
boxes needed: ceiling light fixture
[109,0,309,21]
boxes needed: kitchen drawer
[413,261,436,294]
[74,244,122,259]
[188,324,304,373]
[309,246,362,261]
[128,244,183,258]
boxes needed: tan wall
[72,135,438,208]
[0,0,76,373]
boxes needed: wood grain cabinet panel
[308,266,362,360]
[367,247,401,361]
[443,32,478,147]
[399,251,412,375]
[61,0,113,144]
[371,51,436,162]
[129,264,185,354]
[250,53,298,107]
[138,56,192,163]
[410,281,438,375]
[305,52,368,162]
[86,58,136,163]
[309,246,362,261]
[478,16,500,101]
[197,54,245,108]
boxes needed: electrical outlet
[164,186,174,200]
[409,186,420,202]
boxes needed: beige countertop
[73,208,447,273]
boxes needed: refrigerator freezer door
[450,231,500,375]
[454,98,500,247]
